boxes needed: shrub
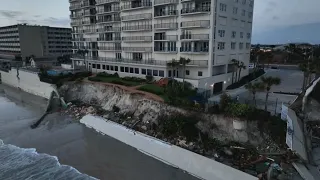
[146,75,154,83]
[138,85,164,95]
[88,77,101,82]
[112,105,120,112]
[226,103,254,119]
[227,69,265,90]
[113,72,119,78]
[122,76,146,83]
[219,93,232,112]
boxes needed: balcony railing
[97,17,121,23]
[72,46,85,49]
[122,47,152,52]
[97,27,121,32]
[154,47,177,52]
[70,14,82,19]
[181,20,210,28]
[71,55,208,67]
[84,11,96,16]
[154,35,178,41]
[181,6,211,15]
[180,47,209,53]
[96,0,120,5]
[154,0,179,5]
[98,46,122,51]
[83,29,96,33]
[122,36,152,41]
[154,10,178,17]
[121,2,152,10]
[122,25,152,31]
[180,34,209,40]
[70,21,82,26]
[96,7,120,14]
[121,13,152,21]
[69,5,82,10]
[97,37,121,41]
[83,1,95,8]
[154,23,178,29]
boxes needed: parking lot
[209,69,305,114]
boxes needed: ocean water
[0,140,95,180]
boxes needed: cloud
[0,10,24,19]
[42,17,70,27]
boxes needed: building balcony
[97,27,121,32]
[121,2,152,11]
[70,14,82,19]
[69,5,82,10]
[122,25,152,32]
[84,11,97,17]
[82,1,96,8]
[154,23,178,30]
[97,37,121,42]
[181,6,211,15]
[72,30,83,34]
[186,60,208,67]
[154,35,178,41]
[70,21,82,26]
[72,46,85,49]
[96,7,120,14]
[72,37,85,41]
[154,47,177,53]
[181,20,210,29]
[154,10,178,18]
[154,0,179,6]
[122,36,152,42]
[180,34,209,41]
[98,46,122,51]
[180,47,209,53]
[121,13,152,21]
[96,0,120,5]
[83,29,97,33]
[97,17,121,24]
[122,47,152,52]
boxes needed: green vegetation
[227,69,265,90]
[138,84,165,95]
[245,82,265,106]
[39,70,92,87]
[88,72,145,86]
[260,76,281,111]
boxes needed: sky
[0,0,319,44]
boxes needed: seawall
[0,68,56,99]
[80,115,258,180]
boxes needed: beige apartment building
[0,24,72,59]
[70,0,254,93]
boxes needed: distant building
[0,24,72,59]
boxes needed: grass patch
[138,84,164,95]
[89,76,141,86]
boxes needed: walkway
[84,78,164,102]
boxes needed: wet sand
[0,84,199,180]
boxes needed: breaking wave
[0,140,96,180]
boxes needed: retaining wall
[80,115,257,180]
[0,68,54,99]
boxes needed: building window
[198,71,203,76]
[219,3,227,12]
[242,9,246,16]
[218,42,225,50]
[102,65,106,70]
[142,69,146,75]
[239,43,244,49]
[125,67,129,72]
[242,0,246,5]
[147,69,152,76]
[130,67,134,73]
[233,7,238,14]
[247,33,251,39]
[248,12,253,18]
[234,0,239,3]
[249,0,253,7]
[218,30,225,37]
[135,68,139,74]
[153,70,158,76]
[246,43,250,49]
[92,64,96,68]
[106,65,110,70]
[120,66,124,72]
[231,42,236,50]
[186,70,190,75]
[115,66,118,71]
[240,32,244,38]
[159,70,164,77]
[232,31,236,38]
[110,66,114,71]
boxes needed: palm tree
[237,61,246,81]
[179,57,191,90]
[76,49,89,70]
[261,76,281,111]
[245,82,264,106]
[231,59,239,83]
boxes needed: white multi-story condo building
[70,0,254,93]
[0,24,72,59]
